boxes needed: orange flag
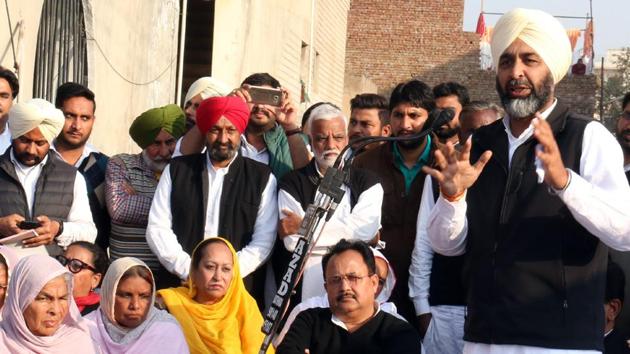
[566,29,581,51]
[583,20,593,59]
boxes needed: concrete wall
[84,0,180,155]
[212,0,350,112]
[0,0,350,155]
[344,0,597,116]
[0,1,43,103]
[0,1,180,155]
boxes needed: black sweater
[277,307,421,354]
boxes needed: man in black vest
[147,96,277,293]
[52,83,110,251]
[278,102,383,301]
[424,8,630,353]
[0,99,97,256]
[616,92,630,184]
[409,100,502,354]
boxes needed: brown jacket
[353,141,432,323]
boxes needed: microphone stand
[258,108,454,353]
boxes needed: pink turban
[196,96,250,134]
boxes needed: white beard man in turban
[422,8,630,354]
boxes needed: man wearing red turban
[195,96,250,168]
[146,95,279,297]
[196,96,250,135]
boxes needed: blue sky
[462,0,630,62]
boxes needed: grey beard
[207,141,239,162]
[497,75,553,120]
[141,150,169,172]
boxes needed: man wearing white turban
[423,8,630,354]
[183,76,230,129]
[175,76,230,157]
[0,98,96,257]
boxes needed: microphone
[334,107,455,169]
[428,107,455,131]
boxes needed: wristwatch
[55,220,64,238]
[284,127,302,137]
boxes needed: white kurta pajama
[278,162,383,300]
[146,152,278,280]
[427,105,630,354]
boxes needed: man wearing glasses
[616,93,630,184]
[276,239,421,354]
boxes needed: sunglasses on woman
[55,255,97,274]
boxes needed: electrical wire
[86,35,176,86]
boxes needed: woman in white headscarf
[0,254,97,354]
[0,245,18,312]
[84,257,188,354]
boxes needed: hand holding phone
[246,85,283,107]
[18,221,42,230]
[0,214,24,237]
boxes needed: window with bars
[33,0,88,101]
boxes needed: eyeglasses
[326,273,373,287]
[55,255,97,274]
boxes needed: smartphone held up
[247,85,283,107]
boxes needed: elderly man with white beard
[105,104,186,272]
[423,8,630,354]
[277,103,384,301]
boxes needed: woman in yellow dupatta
[158,237,273,354]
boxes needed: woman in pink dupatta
[84,257,189,353]
[0,254,97,354]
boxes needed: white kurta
[278,163,383,300]
[51,142,99,168]
[146,152,278,280]
[240,134,270,165]
[410,176,465,354]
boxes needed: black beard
[496,74,553,120]
[248,107,276,133]
[434,126,459,141]
[56,133,88,150]
[395,136,426,150]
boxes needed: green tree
[598,47,630,130]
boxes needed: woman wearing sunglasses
[57,241,109,315]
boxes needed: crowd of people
[0,7,627,354]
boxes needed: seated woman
[84,257,189,353]
[158,237,272,354]
[57,241,109,315]
[0,246,18,311]
[0,254,96,353]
